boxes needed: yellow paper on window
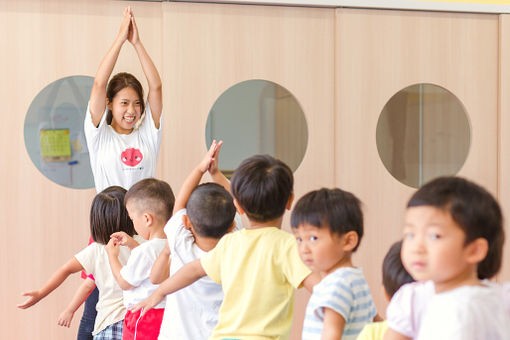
[40,129,72,162]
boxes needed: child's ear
[342,231,359,252]
[233,199,245,215]
[182,214,193,231]
[465,237,489,264]
[286,193,295,210]
[144,212,153,227]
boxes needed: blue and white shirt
[302,267,377,340]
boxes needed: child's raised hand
[127,7,140,46]
[198,140,220,173]
[17,290,42,309]
[57,310,74,328]
[208,140,223,176]
[106,238,120,257]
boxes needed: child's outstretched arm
[301,272,322,292]
[173,140,221,214]
[106,238,135,290]
[89,7,131,126]
[131,259,206,316]
[383,329,412,340]
[128,8,163,127]
[208,140,230,192]
[17,257,83,309]
[150,242,170,284]
[57,277,96,328]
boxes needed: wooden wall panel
[336,8,499,316]
[0,1,162,339]
[159,3,335,338]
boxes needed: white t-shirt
[75,242,132,335]
[302,267,377,340]
[416,284,510,340]
[158,209,242,340]
[120,238,167,309]
[386,281,435,338]
[84,102,162,192]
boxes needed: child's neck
[148,224,167,240]
[246,216,284,230]
[322,254,354,277]
[194,236,220,252]
[434,267,481,293]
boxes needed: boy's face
[402,206,477,292]
[293,223,350,275]
[126,200,149,240]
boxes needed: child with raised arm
[385,176,510,340]
[151,140,240,339]
[106,178,175,340]
[133,154,318,340]
[356,241,414,340]
[18,186,136,339]
[290,188,378,340]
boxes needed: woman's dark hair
[408,176,504,279]
[231,155,293,223]
[90,186,135,245]
[291,188,364,252]
[383,241,414,298]
[106,72,145,125]
[186,183,236,238]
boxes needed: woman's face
[108,87,142,134]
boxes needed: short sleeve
[318,276,354,321]
[75,244,98,276]
[386,283,415,338]
[280,236,311,289]
[83,103,107,148]
[137,102,162,155]
[120,248,152,287]
[165,209,186,251]
[200,236,227,284]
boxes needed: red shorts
[122,308,164,340]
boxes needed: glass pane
[376,84,470,188]
[206,79,308,174]
[24,76,94,189]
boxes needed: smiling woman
[85,6,163,193]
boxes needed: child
[290,188,378,340]
[387,176,509,340]
[356,241,414,340]
[152,140,241,339]
[133,154,318,340]
[106,178,175,340]
[18,186,137,339]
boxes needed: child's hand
[106,238,120,258]
[17,290,42,309]
[127,7,140,46]
[198,140,221,173]
[130,291,164,317]
[208,140,223,176]
[110,232,138,249]
[57,309,74,328]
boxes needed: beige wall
[1,1,508,339]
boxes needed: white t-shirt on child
[75,242,131,335]
[120,238,167,309]
[416,284,510,340]
[84,102,162,192]
[158,209,241,340]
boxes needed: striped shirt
[302,267,377,340]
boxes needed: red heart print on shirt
[121,148,143,167]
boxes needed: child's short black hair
[231,154,293,223]
[291,188,364,251]
[90,186,135,245]
[408,176,504,279]
[125,178,175,223]
[186,183,236,238]
[383,241,414,298]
